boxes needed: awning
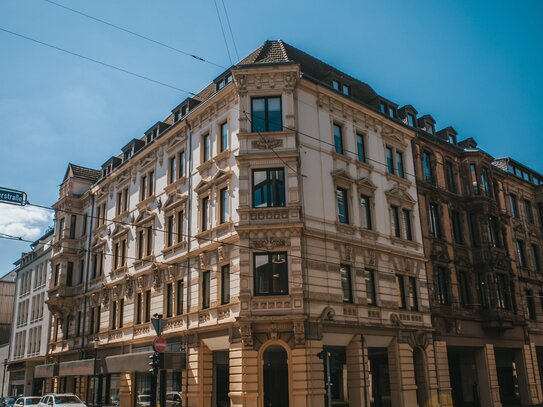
[34,363,59,378]
[58,359,95,376]
[105,351,185,373]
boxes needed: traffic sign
[153,337,167,353]
[0,187,27,206]
[151,315,167,336]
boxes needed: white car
[136,395,150,407]
[38,394,85,407]
[14,398,41,407]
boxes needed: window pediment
[91,236,107,250]
[385,186,415,207]
[382,131,407,148]
[356,177,377,194]
[163,193,188,213]
[195,179,212,194]
[135,209,156,227]
[331,169,354,185]
[111,224,129,240]
[211,169,232,186]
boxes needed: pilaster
[475,343,502,407]
[229,341,258,407]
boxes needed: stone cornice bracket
[239,322,253,347]
[318,306,335,321]
[152,265,163,290]
[293,321,305,346]
[233,73,247,96]
[217,245,226,263]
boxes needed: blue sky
[0,0,542,271]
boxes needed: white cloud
[0,205,54,240]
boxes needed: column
[229,341,258,407]
[515,343,543,405]
[388,338,418,407]
[291,339,325,407]
[432,341,453,407]
[185,344,201,407]
[119,372,132,407]
[346,336,365,407]
[475,344,502,407]
[200,343,213,407]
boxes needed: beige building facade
[41,40,444,407]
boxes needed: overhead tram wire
[20,198,419,278]
[41,0,227,70]
[220,0,240,62]
[0,27,203,101]
[1,26,421,178]
[213,0,233,66]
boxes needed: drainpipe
[184,120,193,407]
[81,193,96,350]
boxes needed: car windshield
[53,396,81,404]
[138,396,150,401]
[25,399,41,405]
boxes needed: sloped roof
[237,40,378,103]
[63,163,101,183]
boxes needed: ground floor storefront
[7,359,45,396]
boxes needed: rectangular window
[148,171,154,197]
[451,210,463,244]
[342,84,350,95]
[525,199,534,224]
[136,293,142,324]
[407,113,416,127]
[166,283,173,318]
[436,267,450,305]
[220,122,228,152]
[336,187,349,224]
[202,271,210,309]
[123,188,129,212]
[495,274,511,310]
[95,306,101,333]
[354,133,365,162]
[144,290,151,322]
[169,156,176,184]
[445,161,457,193]
[429,203,441,238]
[469,164,479,195]
[509,194,519,218]
[332,80,340,91]
[251,97,282,132]
[481,167,491,197]
[176,280,183,315]
[391,205,400,238]
[221,265,230,305]
[116,191,122,215]
[114,241,120,269]
[59,218,65,239]
[340,265,353,303]
[79,260,84,285]
[178,151,185,178]
[201,196,209,231]
[146,227,153,256]
[220,188,229,224]
[137,230,144,259]
[119,299,124,328]
[402,209,412,241]
[82,214,88,236]
[469,213,480,246]
[458,271,470,308]
[166,215,174,247]
[66,262,74,287]
[252,168,286,208]
[422,151,433,183]
[397,275,407,309]
[516,239,527,268]
[364,269,376,306]
[408,277,418,311]
[386,146,394,174]
[69,215,77,239]
[487,216,501,248]
[254,253,288,295]
[140,175,147,201]
[177,210,184,243]
[478,274,488,308]
[203,133,210,162]
[532,244,541,272]
[333,123,343,154]
[111,300,117,330]
[360,195,372,230]
[526,289,537,320]
[396,151,405,178]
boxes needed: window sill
[359,228,378,240]
[134,255,155,269]
[332,151,352,164]
[110,266,127,278]
[354,160,373,171]
[197,160,213,175]
[165,177,187,195]
[214,149,231,164]
[113,211,130,223]
[386,172,411,187]
[390,236,419,249]
[335,222,357,235]
[137,195,156,211]
[162,241,187,257]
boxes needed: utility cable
[220,0,239,62]
[212,0,233,66]
[41,0,227,70]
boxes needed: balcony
[480,309,516,330]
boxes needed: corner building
[45,40,442,407]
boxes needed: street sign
[153,337,167,353]
[0,187,27,206]
[151,315,167,336]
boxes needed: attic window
[216,73,233,91]
[332,80,340,91]
[124,149,133,161]
[380,102,396,118]
[342,84,350,96]
[331,80,350,96]
[448,134,457,145]
[407,113,416,127]
[146,133,152,144]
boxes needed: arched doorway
[413,347,429,407]
[263,345,289,407]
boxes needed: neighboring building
[7,229,54,396]
[0,344,10,398]
[0,270,16,345]
[41,40,442,407]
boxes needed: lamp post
[93,338,99,407]
[1,358,7,397]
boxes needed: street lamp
[93,338,99,407]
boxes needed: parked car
[2,397,18,407]
[14,398,41,407]
[136,395,150,407]
[165,392,182,407]
[37,394,85,407]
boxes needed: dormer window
[331,80,350,96]
[181,104,188,117]
[342,84,350,96]
[407,113,416,127]
[332,80,340,91]
[380,102,396,118]
[123,149,132,161]
[216,73,233,91]
[146,133,152,144]
[448,134,457,144]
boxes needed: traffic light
[148,352,160,375]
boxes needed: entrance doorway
[495,349,520,406]
[447,347,480,407]
[368,348,391,407]
[213,351,229,407]
[263,345,289,407]
[413,347,428,407]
